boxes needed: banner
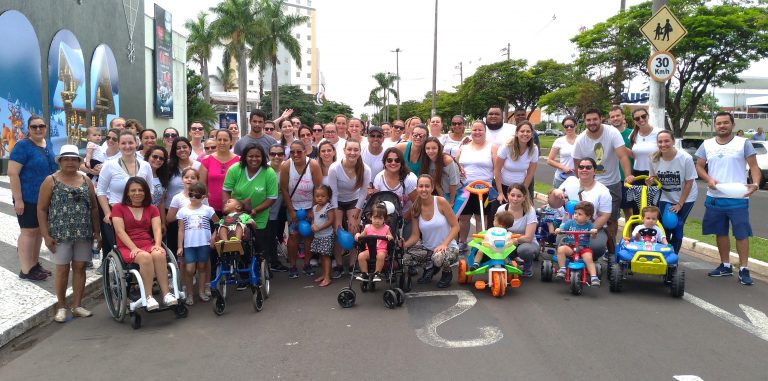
[154,4,173,118]
[48,29,86,152]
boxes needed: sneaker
[85,261,94,269]
[739,268,753,285]
[163,293,178,306]
[54,308,67,323]
[288,266,299,279]
[310,258,319,268]
[146,296,159,311]
[459,242,468,253]
[522,263,534,278]
[71,306,93,318]
[19,269,47,281]
[185,296,194,306]
[331,265,344,279]
[95,263,103,275]
[469,263,479,272]
[355,273,369,281]
[708,263,734,277]
[303,264,316,276]
[236,282,248,291]
[590,276,601,287]
[555,268,566,280]
[34,262,52,276]
[199,292,210,302]
[204,283,212,297]
[372,272,382,282]
[270,262,289,272]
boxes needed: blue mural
[48,29,86,152]
[0,10,43,158]
[90,44,120,132]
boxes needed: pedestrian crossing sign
[640,5,687,52]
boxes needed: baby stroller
[337,191,406,309]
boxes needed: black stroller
[337,191,407,309]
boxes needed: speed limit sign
[647,51,676,82]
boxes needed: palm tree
[364,93,383,123]
[210,0,261,132]
[184,11,217,103]
[369,72,399,123]
[250,0,309,119]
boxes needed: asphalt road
[2,253,767,380]
[534,157,768,238]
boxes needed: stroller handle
[624,174,661,189]
[465,180,492,195]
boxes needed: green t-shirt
[222,163,278,229]
[619,127,633,180]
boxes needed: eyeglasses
[108,136,119,142]
[190,127,204,132]
[264,128,275,131]
[290,150,303,155]
[29,124,47,130]
[451,122,464,126]
[269,152,285,157]
[313,129,323,132]
[386,157,401,163]
[578,165,594,170]
[393,125,405,130]
[164,133,178,138]
[299,133,312,138]
[150,155,166,162]
[563,124,576,129]
[188,192,204,199]
[325,130,337,134]
[369,134,383,139]
[205,146,216,151]
[633,114,648,122]
[411,133,425,139]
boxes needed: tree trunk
[202,58,210,103]
[238,52,248,133]
[258,65,265,107]
[271,56,279,119]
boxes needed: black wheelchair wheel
[540,260,553,283]
[212,290,226,316]
[394,288,405,307]
[383,290,397,309]
[131,313,142,330]
[252,286,264,312]
[103,252,128,322]
[260,259,270,299]
[175,303,189,318]
[337,287,356,308]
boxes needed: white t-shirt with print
[649,150,698,204]
[572,125,626,186]
[177,205,216,248]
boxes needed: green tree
[315,100,353,124]
[184,11,217,103]
[539,76,611,117]
[187,69,218,128]
[261,85,317,124]
[572,0,768,136]
[210,0,261,132]
[213,50,236,92]
[250,0,309,119]
[364,93,383,123]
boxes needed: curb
[0,270,102,349]
[533,191,768,277]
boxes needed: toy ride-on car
[457,228,523,298]
[540,231,603,295]
[612,227,684,297]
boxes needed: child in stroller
[355,203,393,282]
[218,198,256,242]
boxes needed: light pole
[431,0,438,117]
[455,62,464,115]
[392,48,401,120]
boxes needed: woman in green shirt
[222,144,278,256]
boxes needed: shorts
[51,241,91,265]
[311,234,335,256]
[15,201,39,229]
[606,182,622,221]
[702,197,752,240]
[337,200,358,212]
[620,185,635,211]
[461,191,489,216]
[184,245,212,264]
[288,208,311,234]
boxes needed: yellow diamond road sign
[640,5,688,52]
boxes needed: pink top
[200,154,240,212]
[364,224,391,252]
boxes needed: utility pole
[431,0,438,118]
[648,0,667,131]
[501,43,510,61]
[456,62,464,115]
[392,48,401,120]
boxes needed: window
[296,71,300,77]
[296,33,300,39]
[306,48,311,54]
[307,60,311,66]
[307,35,311,41]
[248,80,254,86]
[306,73,311,78]
[307,86,311,91]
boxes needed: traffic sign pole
[648,0,668,134]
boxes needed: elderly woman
[38,145,100,322]
[554,158,612,259]
[494,120,539,202]
[402,175,460,288]
[112,177,177,310]
[547,116,578,188]
[9,115,58,281]
[420,137,460,205]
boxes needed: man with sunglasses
[609,105,635,220]
[233,109,277,156]
[362,125,386,176]
[572,108,634,258]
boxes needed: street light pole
[456,62,464,115]
[431,0,438,118]
[392,48,402,120]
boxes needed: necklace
[119,158,138,176]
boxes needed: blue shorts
[183,245,211,264]
[702,197,752,240]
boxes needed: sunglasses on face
[190,127,204,132]
[634,114,648,122]
[451,122,464,126]
[386,157,401,163]
[205,146,216,151]
[29,124,47,130]
[578,165,594,170]
[150,154,166,162]
[188,192,204,199]
[108,136,119,142]
[164,133,178,138]
[313,129,323,132]
[269,152,285,157]
[394,125,405,130]
[411,133,425,139]
[264,127,275,131]
[563,124,576,129]
[290,150,303,155]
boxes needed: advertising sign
[154,4,173,118]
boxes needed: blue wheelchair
[209,235,269,315]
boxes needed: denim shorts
[184,245,211,264]
[702,197,752,240]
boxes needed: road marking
[674,376,703,381]
[684,293,768,342]
[407,290,503,348]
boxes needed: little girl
[176,182,219,305]
[310,185,335,287]
[218,198,256,242]
[84,127,103,179]
[355,204,393,282]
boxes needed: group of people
[9,105,761,323]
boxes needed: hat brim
[56,154,82,163]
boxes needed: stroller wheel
[383,290,397,309]
[213,291,226,316]
[394,288,405,307]
[337,287,356,308]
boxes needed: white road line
[674,376,704,381]
[684,293,768,342]
[407,290,503,348]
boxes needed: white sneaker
[185,295,194,306]
[54,307,67,323]
[146,296,159,311]
[163,293,178,306]
[204,283,212,297]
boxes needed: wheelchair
[209,230,269,315]
[102,230,188,329]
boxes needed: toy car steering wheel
[465,180,491,195]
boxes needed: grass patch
[534,181,553,195]
[683,218,768,263]
[538,135,556,150]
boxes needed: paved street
[534,157,768,238]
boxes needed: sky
[148,0,768,116]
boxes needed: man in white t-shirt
[362,125,386,177]
[572,108,633,257]
[484,106,516,147]
[695,111,761,285]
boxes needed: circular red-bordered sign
[647,51,676,82]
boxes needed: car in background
[677,137,705,162]
[747,140,767,189]
[746,129,756,135]
[543,129,564,136]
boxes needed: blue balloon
[298,220,312,237]
[662,208,679,230]
[565,200,578,215]
[295,209,307,220]
[337,228,355,250]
